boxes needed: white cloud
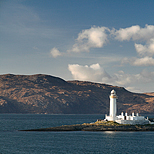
[135,38,154,56]
[134,43,147,55]
[89,63,101,70]
[113,25,154,66]
[133,56,154,66]
[68,24,154,55]
[125,87,142,93]
[114,24,154,41]
[50,47,61,58]
[122,56,154,66]
[68,26,110,52]
[111,70,154,86]
[68,63,154,92]
[113,25,140,41]
[68,63,110,82]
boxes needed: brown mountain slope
[0,74,153,114]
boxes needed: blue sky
[0,0,154,93]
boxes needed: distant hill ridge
[0,74,154,114]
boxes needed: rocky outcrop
[0,74,154,114]
[20,121,154,131]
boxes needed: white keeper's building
[105,90,150,125]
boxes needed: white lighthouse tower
[105,89,118,121]
[109,90,118,120]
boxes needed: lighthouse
[109,90,118,120]
[105,89,118,121]
[104,90,150,124]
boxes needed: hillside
[0,74,154,114]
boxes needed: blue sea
[0,114,154,154]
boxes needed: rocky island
[20,120,154,132]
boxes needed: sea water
[0,114,154,154]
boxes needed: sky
[0,0,154,93]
